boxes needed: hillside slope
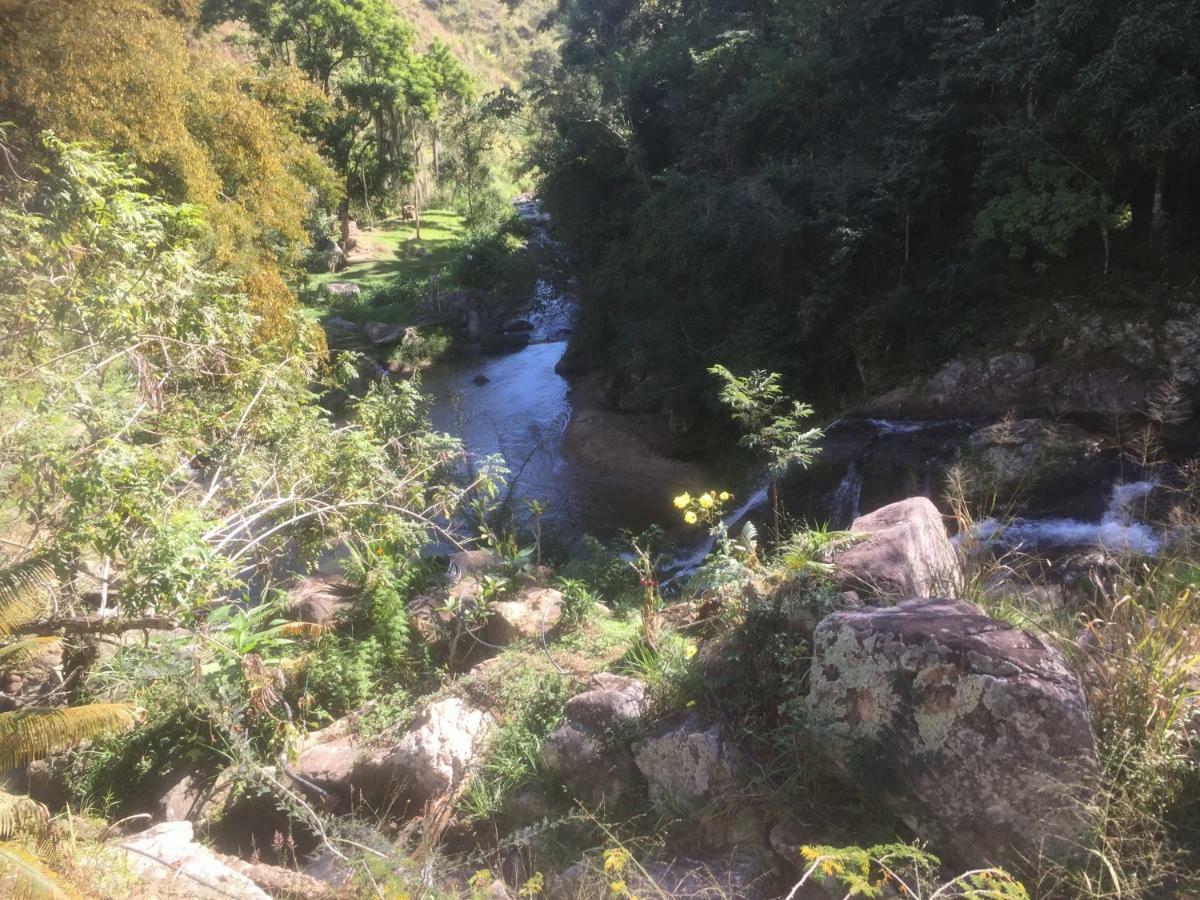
[400,0,559,88]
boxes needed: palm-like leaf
[0,792,48,840]
[0,704,136,770]
[0,843,72,898]
[0,639,59,672]
[0,560,54,636]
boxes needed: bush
[300,637,383,721]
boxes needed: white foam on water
[829,461,863,526]
[967,479,1162,556]
[862,418,974,435]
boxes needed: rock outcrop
[540,674,647,807]
[807,597,1099,868]
[834,498,961,600]
[382,696,494,800]
[632,714,762,848]
[861,351,1152,419]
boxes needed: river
[419,200,667,545]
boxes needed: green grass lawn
[304,209,468,323]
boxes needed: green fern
[0,843,72,898]
[0,560,54,636]
[0,705,136,770]
[0,792,49,841]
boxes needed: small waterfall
[969,479,1162,556]
[829,461,863,527]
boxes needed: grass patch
[310,210,467,293]
[302,209,468,326]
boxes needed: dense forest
[0,0,1198,898]
[534,0,1200,406]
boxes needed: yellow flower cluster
[673,489,733,527]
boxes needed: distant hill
[398,0,560,89]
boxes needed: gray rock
[540,674,648,807]
[485,587,565,645]
[377,697,494,801]
[834,498,960,600]
[321,317,365,351]
[807,597,1099,868]
[120,821,270,899]
[319,282,361,300]
[362,321,411,346]
[633,714,740,814]
[563,673,647,730]
[861,352,1152,419]
[292,697,493,809]
[154,769,216,823]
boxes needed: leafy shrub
[300,637,383,721]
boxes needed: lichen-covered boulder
[632,714,763,847]
[834,498,960,600]
[807,598,1098,868]
[540,674,647,807]
[632,715,737,813]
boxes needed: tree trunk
[1151,155,1168,238]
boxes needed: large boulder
[806,597,1099,868]
[633,715,740,814]
[153,768,219,823]
[290,697,492,809]
[363,321,411,346]
[321,316,366,352]
[119,821,270,899]
[563,408,705,491]
[540,674,647,808]
[370,696,494,802]
[319,281,361,301]
[834,498,960,600]
[632,714,762,847]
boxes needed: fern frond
[0,561,55,636]
[0,639,60,672]
[0,842,72,898]
[0,792,49,840]
[0,704,136,770]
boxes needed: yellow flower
[698,492,715,509]
[719,491,732,502]
[609,881,627,896]
[684,510,699,525]
[673,492,691,509]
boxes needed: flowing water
[968,480,1162,556]
[420,203,1167,568]
[419,200,667,544]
